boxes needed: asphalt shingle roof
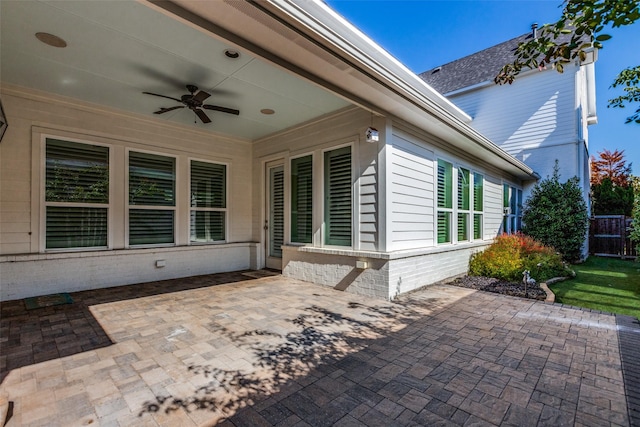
[419,32,534,94]
[419,29,578,95]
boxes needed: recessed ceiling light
[260,109,275,115]
[224,49,240,59]
[35,32,67,48]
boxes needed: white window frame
[126,148,178,248]
[188,158,229,244]
[436,158,454,244]
[41,135,113,252]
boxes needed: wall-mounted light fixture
[365,127,379,143]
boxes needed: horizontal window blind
[191,161,226,209]
[191,211,225,242]
[291,155,313,244]
[458,213,469,242]
[129,209,174,245]
[270,167,284,257]
[474,214,482,240]
[129,152,175,206]
[458,168,470,210]
[437,212,451,244]
[437,160,452,209]
[473,173,484,212]
[324,147,351,246]
[46,139,109,203]
[46,206,107,249]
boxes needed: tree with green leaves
[522,161,589,262]
[495,0,640,124]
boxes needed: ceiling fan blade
[192,90,211,103]
[202,105,240,115]
[194,109,212,123]
[154,106,185,114]
[143,92,183,103]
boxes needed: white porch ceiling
[0,0,350,141]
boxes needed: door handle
[264,220,268,231]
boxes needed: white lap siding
[388,135,435,251]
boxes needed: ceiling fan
[143,84,239,124]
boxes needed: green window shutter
[457,213,469,241]
[437,160,452,209]
[458,168,470,210]
[46,206,107,249]
[291,155,313,243]
[324,147,352,246]
[129,152,175,206]
[473,214,482,240]
[270,166,284,257]
[191,161,226,209]
[473,173,483,211]
[46,139,109,203]
[437,212,451,244]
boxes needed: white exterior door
[265,162,284,270]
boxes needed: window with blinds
[190,161,226,242]
[270,166,284,257]
[473,172,484,240]
[45,139,109,249]
[324,147,352,246]
[128,151,175,245]
[437,159,453,244]
[457,168,470,242]
[291,155,313,243]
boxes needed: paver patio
[0,271,636,426]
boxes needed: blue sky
[326,0,639,174]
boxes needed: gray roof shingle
[419,30,577,94]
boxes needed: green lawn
[549,256,640,319]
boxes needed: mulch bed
[449,275,547,300]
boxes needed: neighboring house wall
[0,87,257,300]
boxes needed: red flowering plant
[469,233,570,283]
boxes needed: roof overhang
[147,0,536,180]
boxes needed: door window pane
[270,166,284,257]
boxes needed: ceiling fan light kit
[143,84,239,124]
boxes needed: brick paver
[0,272,634,426]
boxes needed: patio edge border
[616,314,640,426]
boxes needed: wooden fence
[589,215,637,259]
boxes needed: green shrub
[522,161,588,262]
[469,233,570,282]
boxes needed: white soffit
[0,0,349,140]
